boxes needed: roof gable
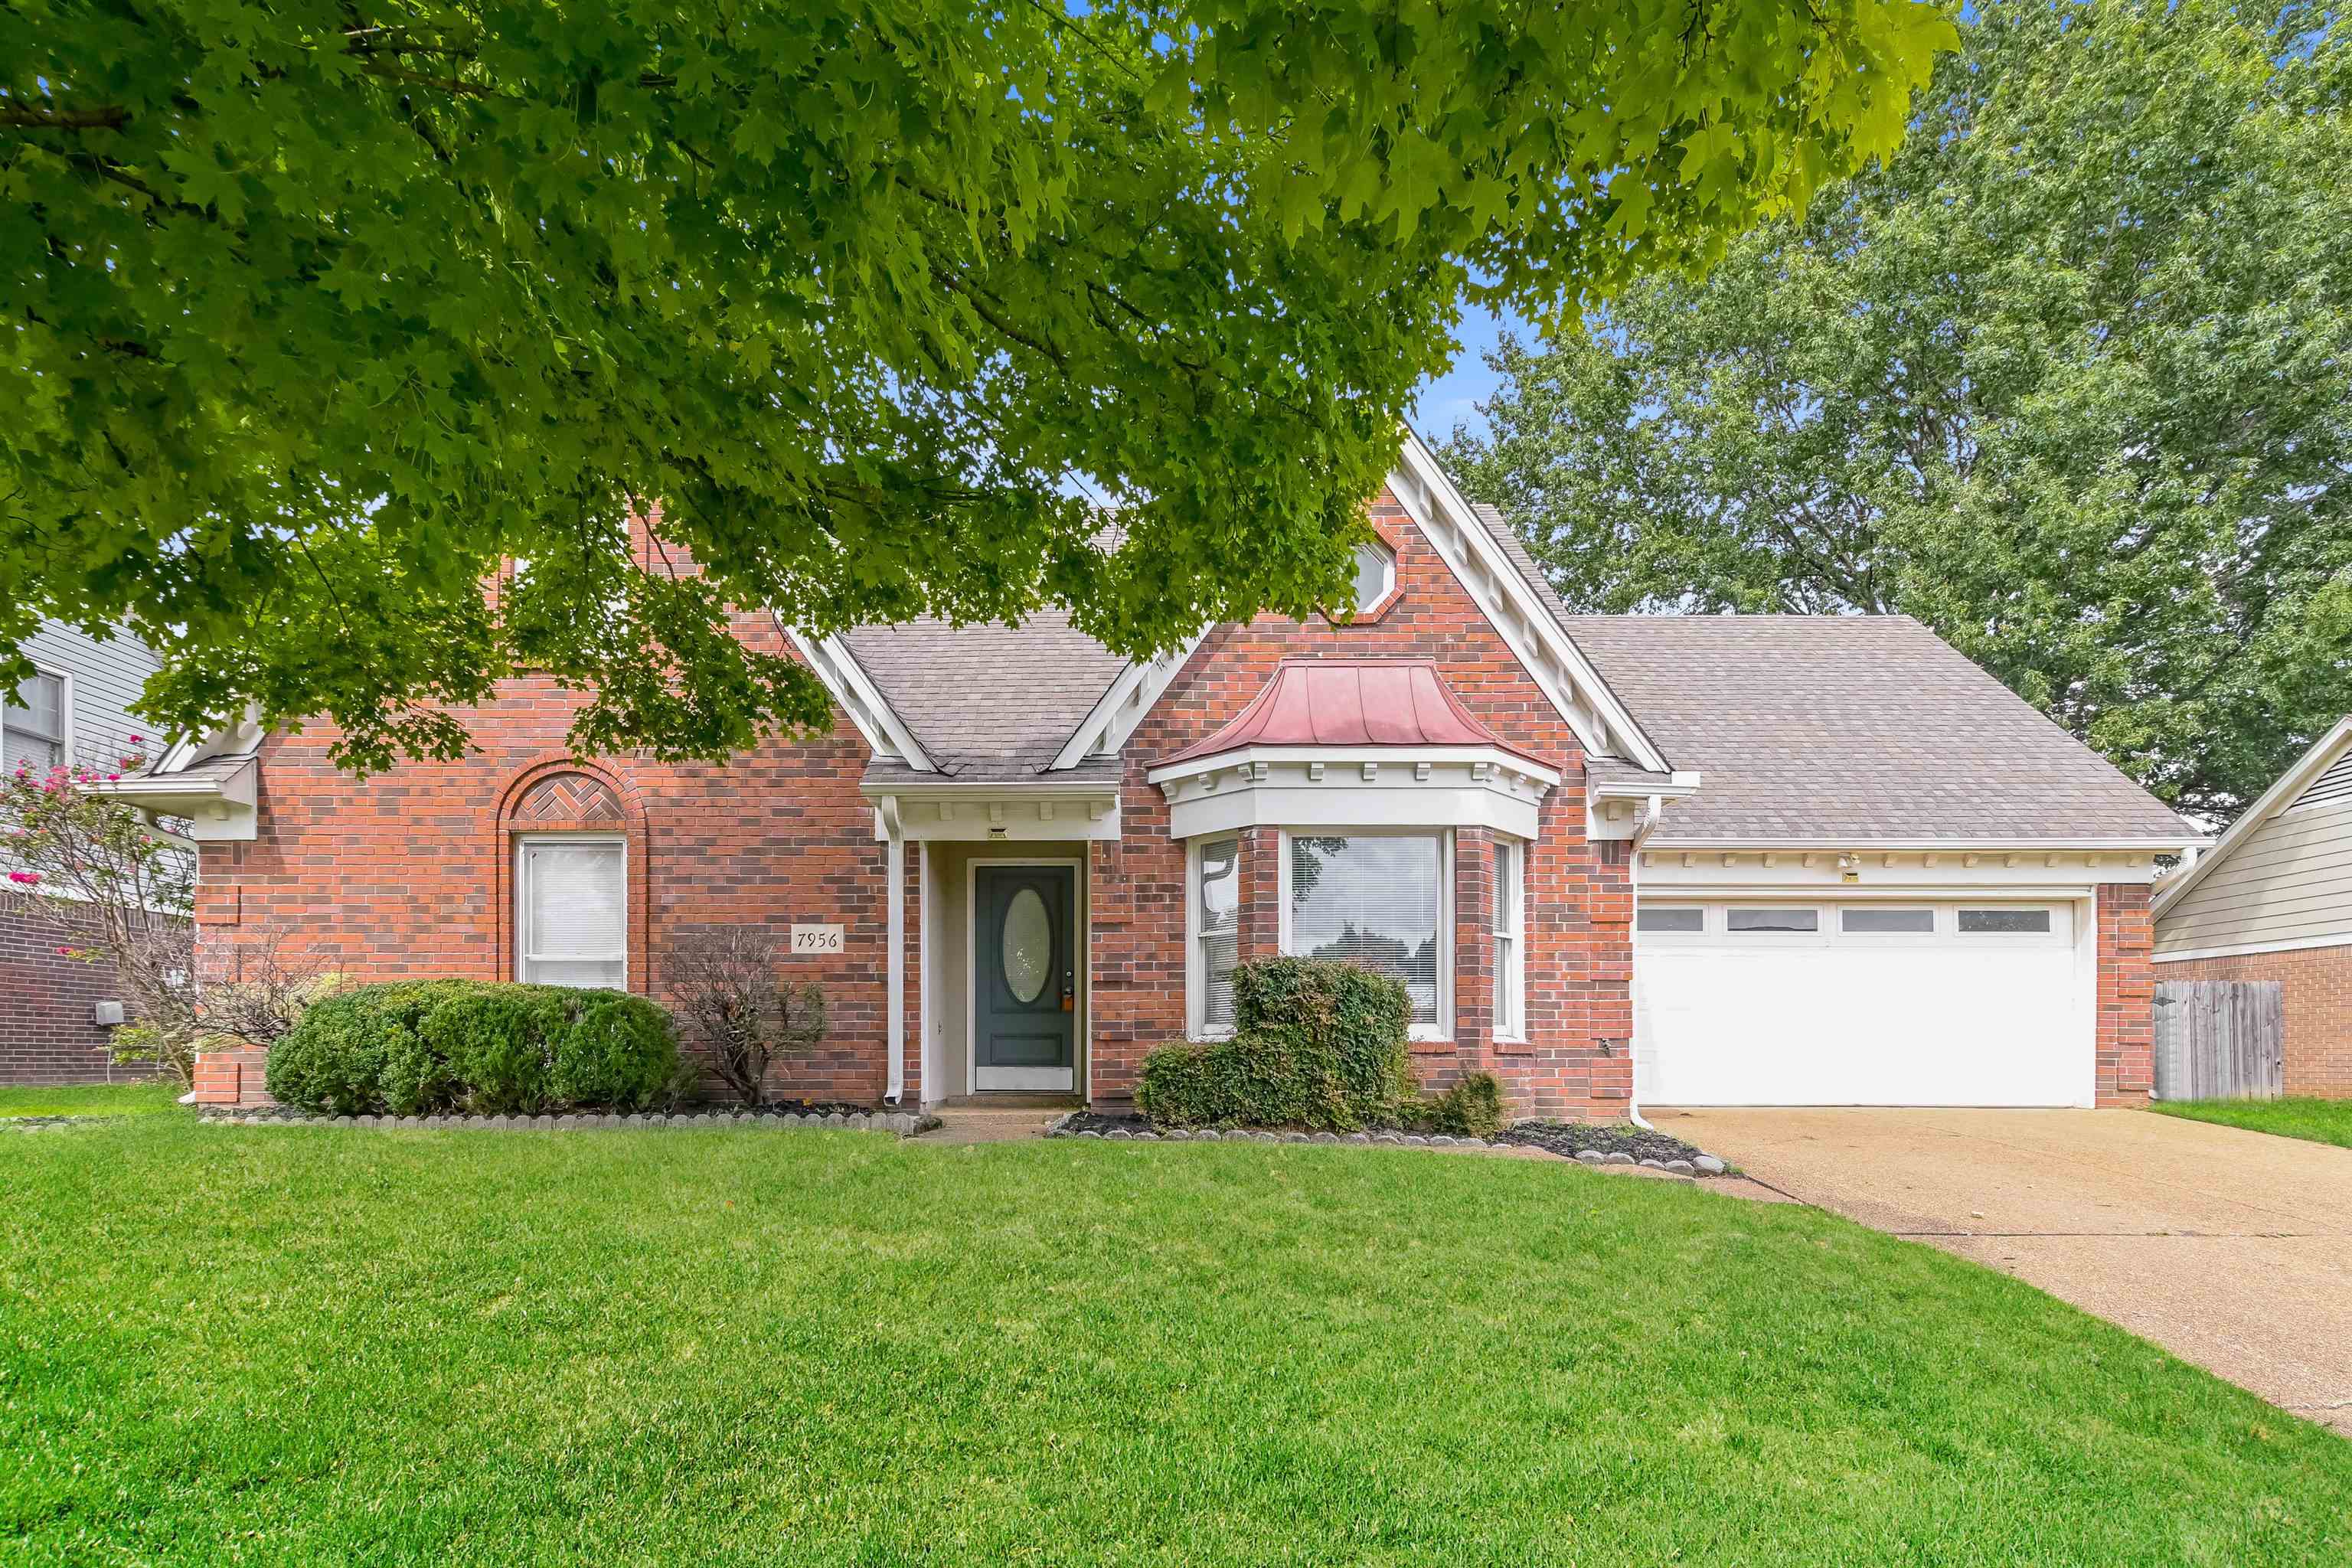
[2154,717,2352,917]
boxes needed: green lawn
[4,1122,2348,1566]
[0,1079,181,1119]
[2151,1096,2352,1150]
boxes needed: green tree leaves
[1446,0,2352,819]
[5,0,1947,772]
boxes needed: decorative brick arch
[493,757,654,995]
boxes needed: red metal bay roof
[1158,658,1551,769]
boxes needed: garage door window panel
[1841,907,1937,935]
[1960,908,2054,935]
[1726,908,1821,934]
[1638,906,1706,934]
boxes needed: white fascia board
[861,778,1122,843]
[1590,769,1704,799]
[1640,851,2158,894]
[1145,743,1561,791]
[779,622,936,773]
[1049,632,1205,771]
[156,706,265,774]
[1642,836,2205,853]
[1154,750,1553,841]
[2151,717,2352,919]
[1388,430,1673,774]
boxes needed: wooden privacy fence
[2153,981,2285,1102]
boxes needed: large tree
[1445,0,2352,820]
[3,0,1950,773]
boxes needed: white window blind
[2,673,64,773]
[1286,834,1443,1027]
[1492,839,1524,1037]
[1196,837,1240,1032]
[518,838,626,988]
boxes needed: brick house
[102,433,2200,1114]
[2153,717,2352,1098]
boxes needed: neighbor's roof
[841,612,1130,779]
[1158,658,1550,769]
[1557,614,2198,845]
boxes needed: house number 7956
[790,924,844,955]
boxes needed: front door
[974,865,1077,1092]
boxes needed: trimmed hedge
[266,980,682,1116]
[1406,1072,1507,1140]
[1138,959,1416,1132]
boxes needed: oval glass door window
[1001,887,1052,1003]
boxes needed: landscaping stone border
[194,1106,940,1137]
[3,1115,129,1132]
[1042,1112,1731,1174]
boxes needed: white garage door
[1633,901,2089,1107]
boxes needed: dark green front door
[975,865,1076,1091]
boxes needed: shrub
[663,928,827,1102]
[266,980,681,1116]
[1138,958,1415,1132]
[1406,1072,1507,1139]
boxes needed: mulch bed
[1056,1111,1730,1173]
[1493,1120,1715,1165]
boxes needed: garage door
[1632,901,2089,1107]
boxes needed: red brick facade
[2095,883,2155,1107]
[1087,492,1629,1115]
[2,904,165,1085]
[2158,942,2352,1098]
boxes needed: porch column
[885,819,906,1104]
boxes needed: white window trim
[1493,836,1525,1043]
[1186,834,1240,1041]
[2,667,72,771]
[1348,540,1397,615]
[1276,828,1454,1043]
[514,833,629,988]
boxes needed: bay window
[516,835,627,988]
[1282,831,1449,1036]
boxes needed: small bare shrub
[664,928,825,1102]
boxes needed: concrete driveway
[1658,1107,2352,1436]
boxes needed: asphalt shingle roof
[1555,613,2196,844]
[841,612,1129,779]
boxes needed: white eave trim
[781,622,937,773]
[1590,770,1703,799]
[1146,744,1557,841]
[2152,717,2352,919]
[1389,430,1673,774]
[80,756,259,841]
[1643,836,2207,853]
[860,775,1121,842]
[1050,631,1204,771]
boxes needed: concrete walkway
[1661,1107,2352,1436]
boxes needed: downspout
[1625,793,1667,1132]
[881,797,906,1106]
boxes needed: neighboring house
[2151,718,2352,1098]
[2,619,164,1084]
[103,433,2201,1114]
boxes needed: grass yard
[0,1079,181,1120]
[2151,1096,2352,1150]
[5,1120,2349,1566]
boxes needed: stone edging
[194,1107,941,1137]
[1042,1112,1730,1175]
[3,1115,131,1132]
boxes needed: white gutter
[1625,792,1668,1133]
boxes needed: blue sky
[1406,301,1532,446]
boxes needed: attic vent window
[1350,541,1396,615]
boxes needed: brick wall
[0,904,162,1086]
[2158,941,2352,1099]
[197,606,910,1108]
[1089,492,1632,1117]
[2096,883,2155,1107]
